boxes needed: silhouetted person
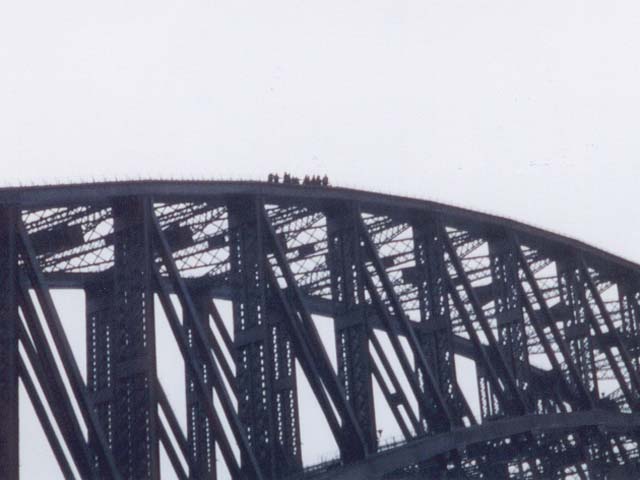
[303,175,310,185]
[268,173,273,183]
[284,172,290,183]
[274,173,280,183]
[322,175,329,186]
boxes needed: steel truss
[1,180,640,479]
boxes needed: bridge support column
[264,305,302,476]
[413,218,463,428]
[487,232,531,416]
[86,279,115,475]
[184,289,216,480]
[326,205,377,451]
[0,207,19,479]
[229,198,302,478]
[618,282,640,373]
[557,259,599,398]
[111,197,160,480]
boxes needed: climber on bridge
[272,172,329,186]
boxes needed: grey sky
[3,1,640,478]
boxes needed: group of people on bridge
[268,172,330,186]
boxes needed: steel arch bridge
[1,180,640,480]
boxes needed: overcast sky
[3,1,640,478]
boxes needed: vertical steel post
[358,216,455,431]
[476,364,500,420]
[442,227,528,416]
[557,259,599,398]
[325,204,377,450]
[229,197,303,477]
[619,281,640,375]
[228,197,274,477]
[112,197,159,480]
[183,289,216,480]
[86,278,115,475]
[265,304,302,476]
[261,209,367,461]
[488,232,531,412]
[413,218,465,427]
[0,207,19,479]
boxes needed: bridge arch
[1,180,639,479]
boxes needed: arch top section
[0,179,637,280]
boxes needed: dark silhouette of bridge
[1,180,639,479]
